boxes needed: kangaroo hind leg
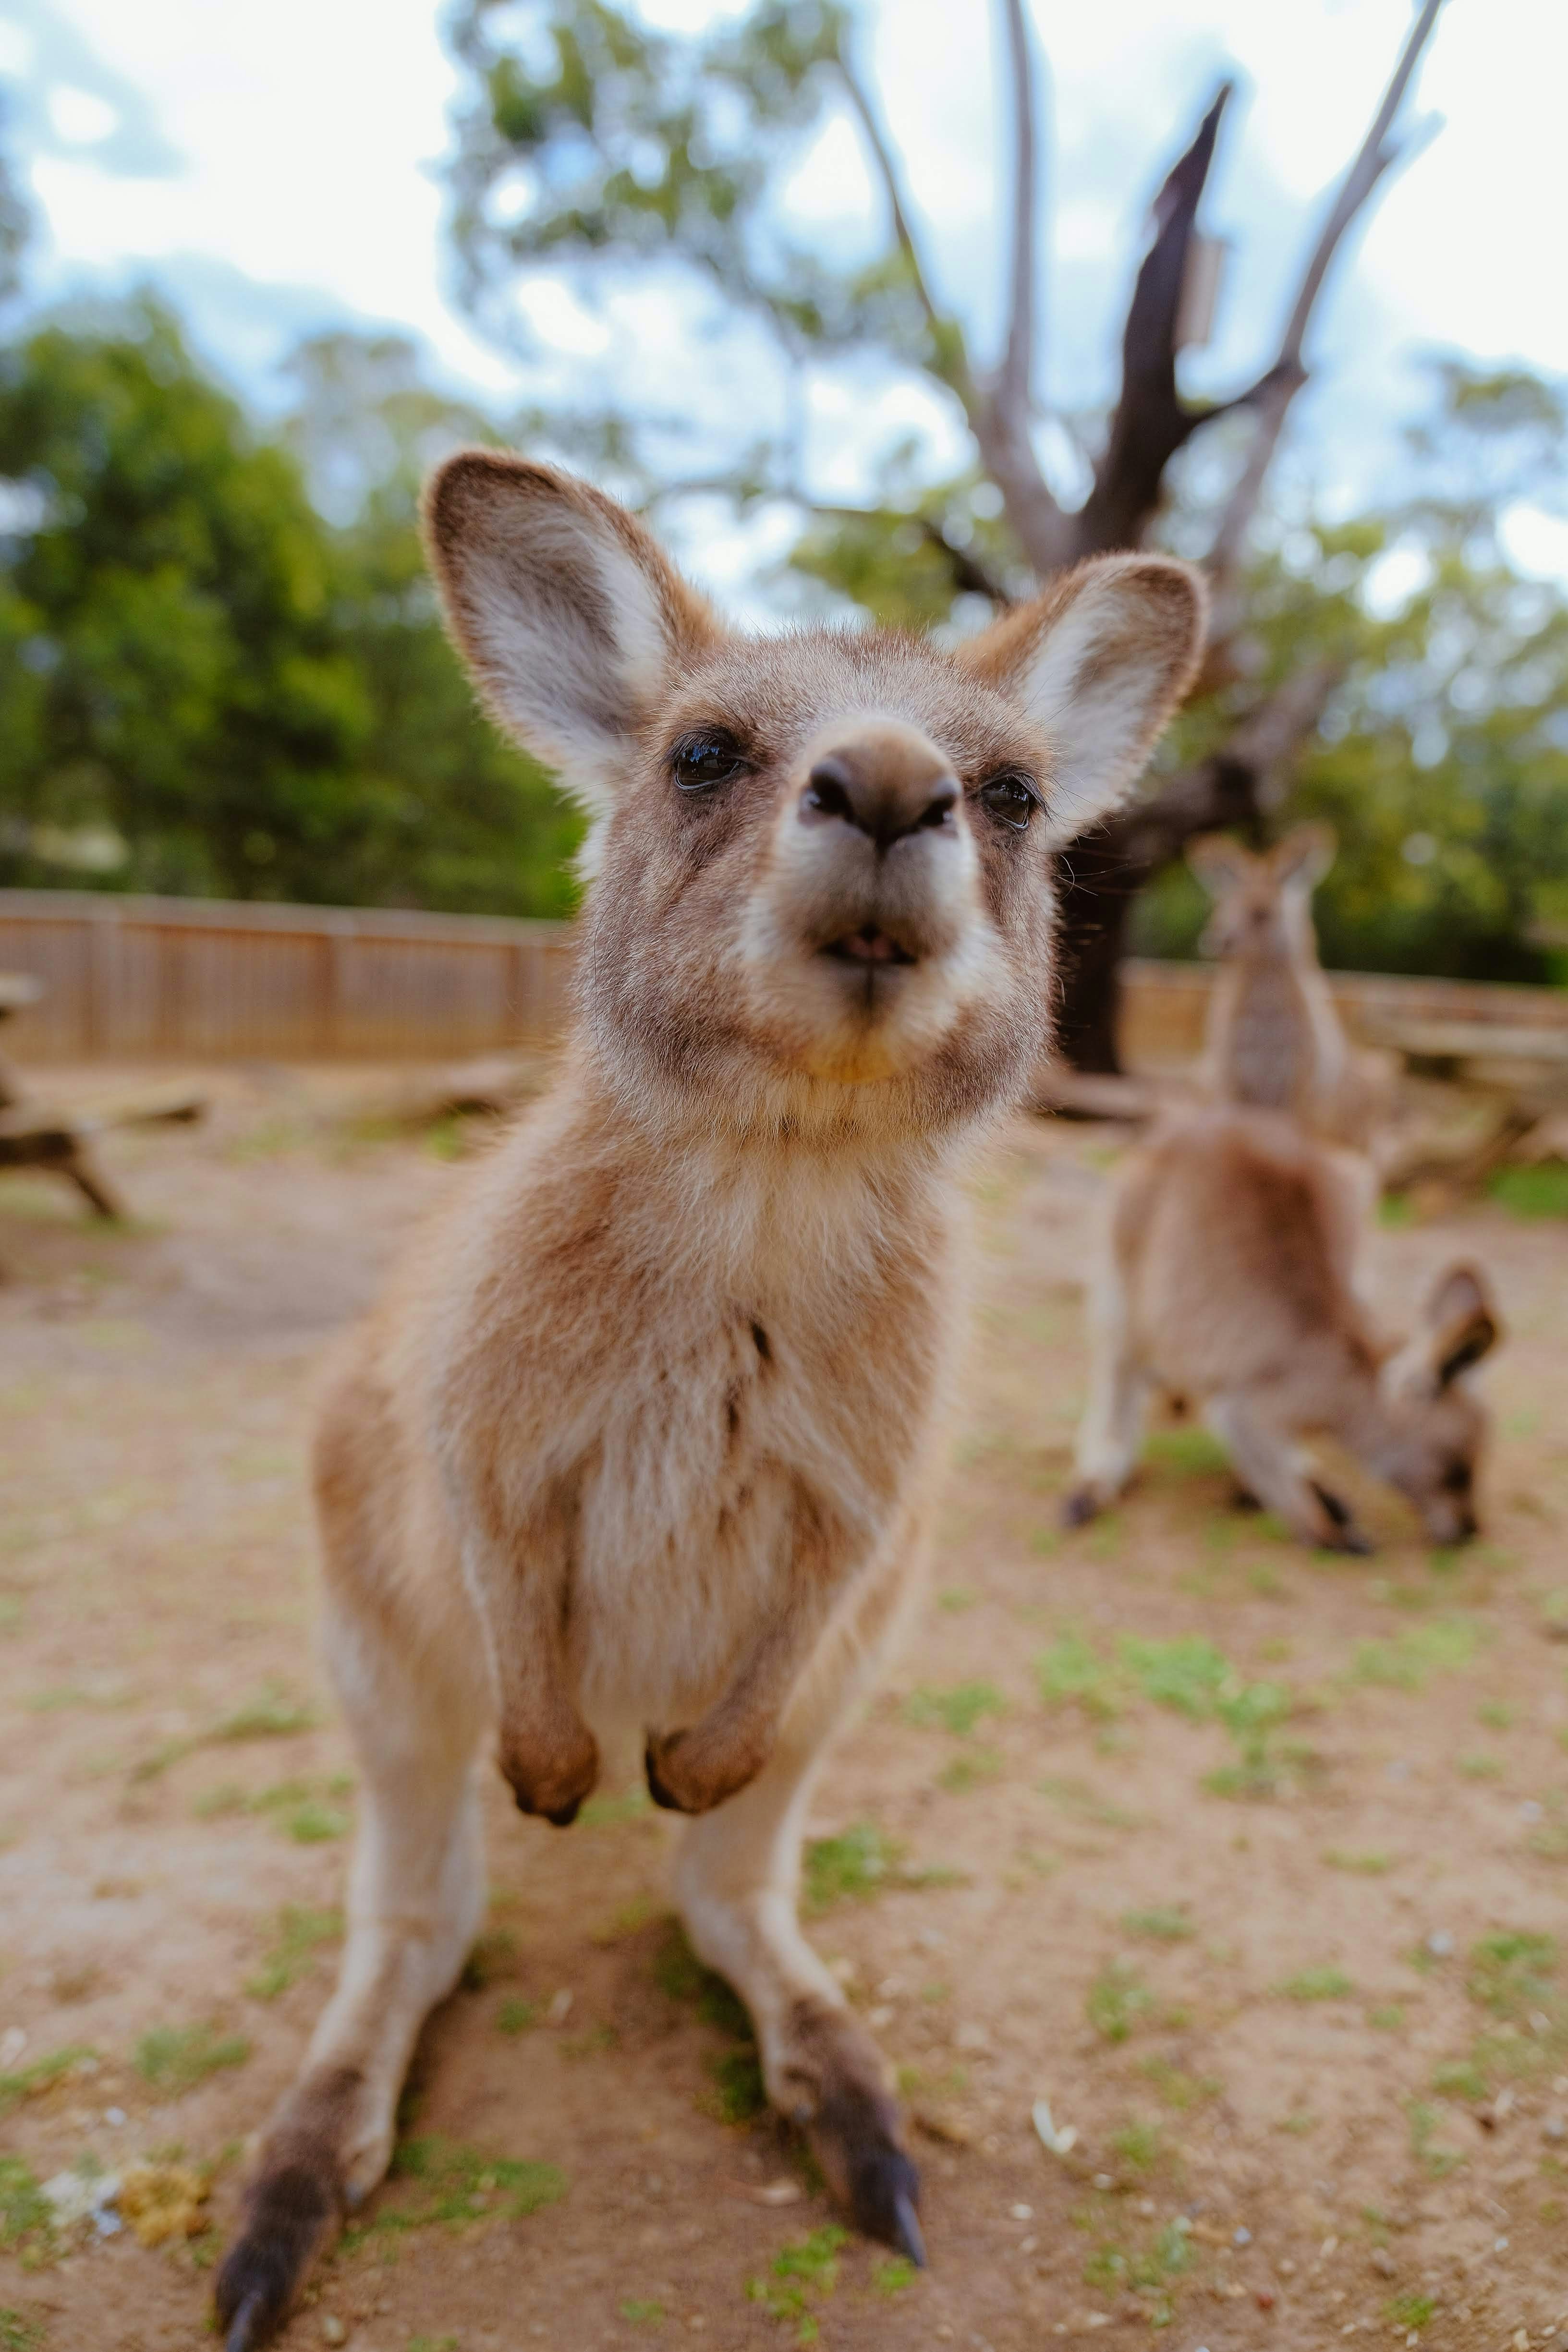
[216,1432,489,2349]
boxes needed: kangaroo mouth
[820,924,918,969]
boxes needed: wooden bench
[0,973,203,1218]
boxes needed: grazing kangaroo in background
[1188,825,1395,1150]
[1064,1103,1500,1552]
[214,450,1204,2350]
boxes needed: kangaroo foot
[644,1723,766,1816]
[1307,1481,1374,1556]
[215,2075,356,2351]
[1060,1482,1105,1529]
[777,1998,924,2266]
[500,1717,599,1827]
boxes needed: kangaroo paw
[1308,1481,1375,1556]
[780,1998,925,2266]
[215,2159,337,2352]
[644,1725,764,1816]
[500,1721,600,1827]
[1060,1482,1103,1529]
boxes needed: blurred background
[0,0,1563,1050]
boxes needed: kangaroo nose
[801,752,959,853]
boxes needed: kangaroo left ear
[1426,1262,1501,1388]
[1271,823,1337,896]
[957,554,1207,847]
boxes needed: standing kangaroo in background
[1064,1103,1501,1552]
[214,451,1204,2350]
[1188,825,1395,1150]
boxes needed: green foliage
[133,2022,251,2093]
[1086,1961,1153,2044]
[0,2044,97,2117]
[245,1905,341,2000]
[0,306,577,916]
[799,1820,962,1913]
[746,2225,848,2340]
[381,2135,566,2228]
[496,1997,539,2037]
[1466,1931,1557,2019]
[902,1680,1005,1737]
[1276,1966,1354,2002]
[1119,1634,1230,1719]
[0,2159,51,2257]
[1349,1618,1479,1688]
[1121,1906,1193,1942]
[0,2308,45,2352]
[1490,1165,1568,1220]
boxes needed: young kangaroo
[1188,825,1395,1149]
[1064,1104,1500,1552]
[213,451,1204,2349]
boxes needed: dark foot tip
[644,1741,685,1813]
[543,1796,582,1827]
[890,2186,926,2268]
[849,2145,924,2264]
[222,2291,271,2352]
[1060,1486,1098,1529]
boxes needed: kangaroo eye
[670,730,748,792]
[978,769,1041,832]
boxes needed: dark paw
[644,1728,762,1816]
[644,1736,687,1813]
[500,1729,599,1827]
[1309,1481,1374,1555]
[842,2136,924,2266]
[1060,1484,1100,1530]
[790,2002,925,2267]
[215,2163,334,2352]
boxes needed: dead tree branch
[1206,0,1449,620]
[994,0,1040,457]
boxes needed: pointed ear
[1187,833,1257,899]
[1425,1262,1501,1389]
[424,451,719,829]
[1272,823,1336,895]
[956,554,1206,846]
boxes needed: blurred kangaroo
[1064,1103,1500,1552]
[1189,825,1395,1149]
[214,450,1204,2350]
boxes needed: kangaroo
[1063,1103,1500,1552]
[1188,825,1395,1149]
[213,450,1204,2350]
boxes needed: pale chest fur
[425,1093,969,1731]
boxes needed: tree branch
[836,47,973,410]
[1206,0,1448,614]
[995,0,1040,445]
[1070,83,1233,560]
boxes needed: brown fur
[1065,1104,1501,1552]
[214,453,1204,2347]
[1188,826,1396,1150]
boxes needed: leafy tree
[441,0,1455,1061]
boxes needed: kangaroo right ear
[1187,834,1257,899]
[1425,1262,1501,1389]
[1272,823,1337,895]
[424,452,719,835]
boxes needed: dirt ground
[2,1062,1568,2352]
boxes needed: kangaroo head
[1190,824,1335,965]
[1375,1261,1502,1544]
[426,453,1204,1140]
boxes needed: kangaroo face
[425,453,1204,1138]
[1377,1261,1501,1544]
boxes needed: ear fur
[957,554,1206,846]
[1187,833,1258,899]
[1271,822,1337,895]
[1425,1261,1501,1389]
[423,451,719,836]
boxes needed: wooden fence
[0,888,1564,1067]
[0,892,576,1062]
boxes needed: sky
[0,0,1563,589]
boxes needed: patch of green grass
[620,2300,666,2326]
[1378,1193,1414,1229]
[1349,1617,1479,1689]
[870,2255,918,2294]
[245,1906,341,2000]
[131,1682,319,1781]
[1145,1427,1229,1478]
[1036,1630,1121,1719]
[495,1997,538,2037]
[1457,1752,1503,1779]
[0,2045,98,2119]
[1323,1849,1390,1875]
[1086,1962,1153,2045]
[0,2160,52,2257]
[1490,1164,1568,1220]
[1386,2292,1437,2330]
[1466,1931,1557,2020]
[800,1822,960,1913]
[192,1774,352,1842]
[1276,1965,1353,2002]
[462,1927,520,1988]
[1120,1906,1192,1942]
[578,1786,652,1828]
[1407,2101,1465,2178]
[1107,2116,1163,2172]
[589,1894,657,1947]
[1431,2057,1488,2102]
[0,2308,45,2351]
[746,2225,847,2340]
[368,2136,565,2235]
[1476,1699,1517,1730]
[133,2023,251,2095]
[903,1680,1006,1738]
[1119,1634,1231,1717]
[936,1587,977,1614]
[705,2045,766,2123]
[937,1746,1002,1794]
[1367,2005,1406,2032]
[1137,2057,1218,2111]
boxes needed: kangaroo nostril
[916,783,959,831]
[801,760,857,827]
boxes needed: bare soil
[2,1064,1567,2352]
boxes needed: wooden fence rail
[0,889,1564,1067]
